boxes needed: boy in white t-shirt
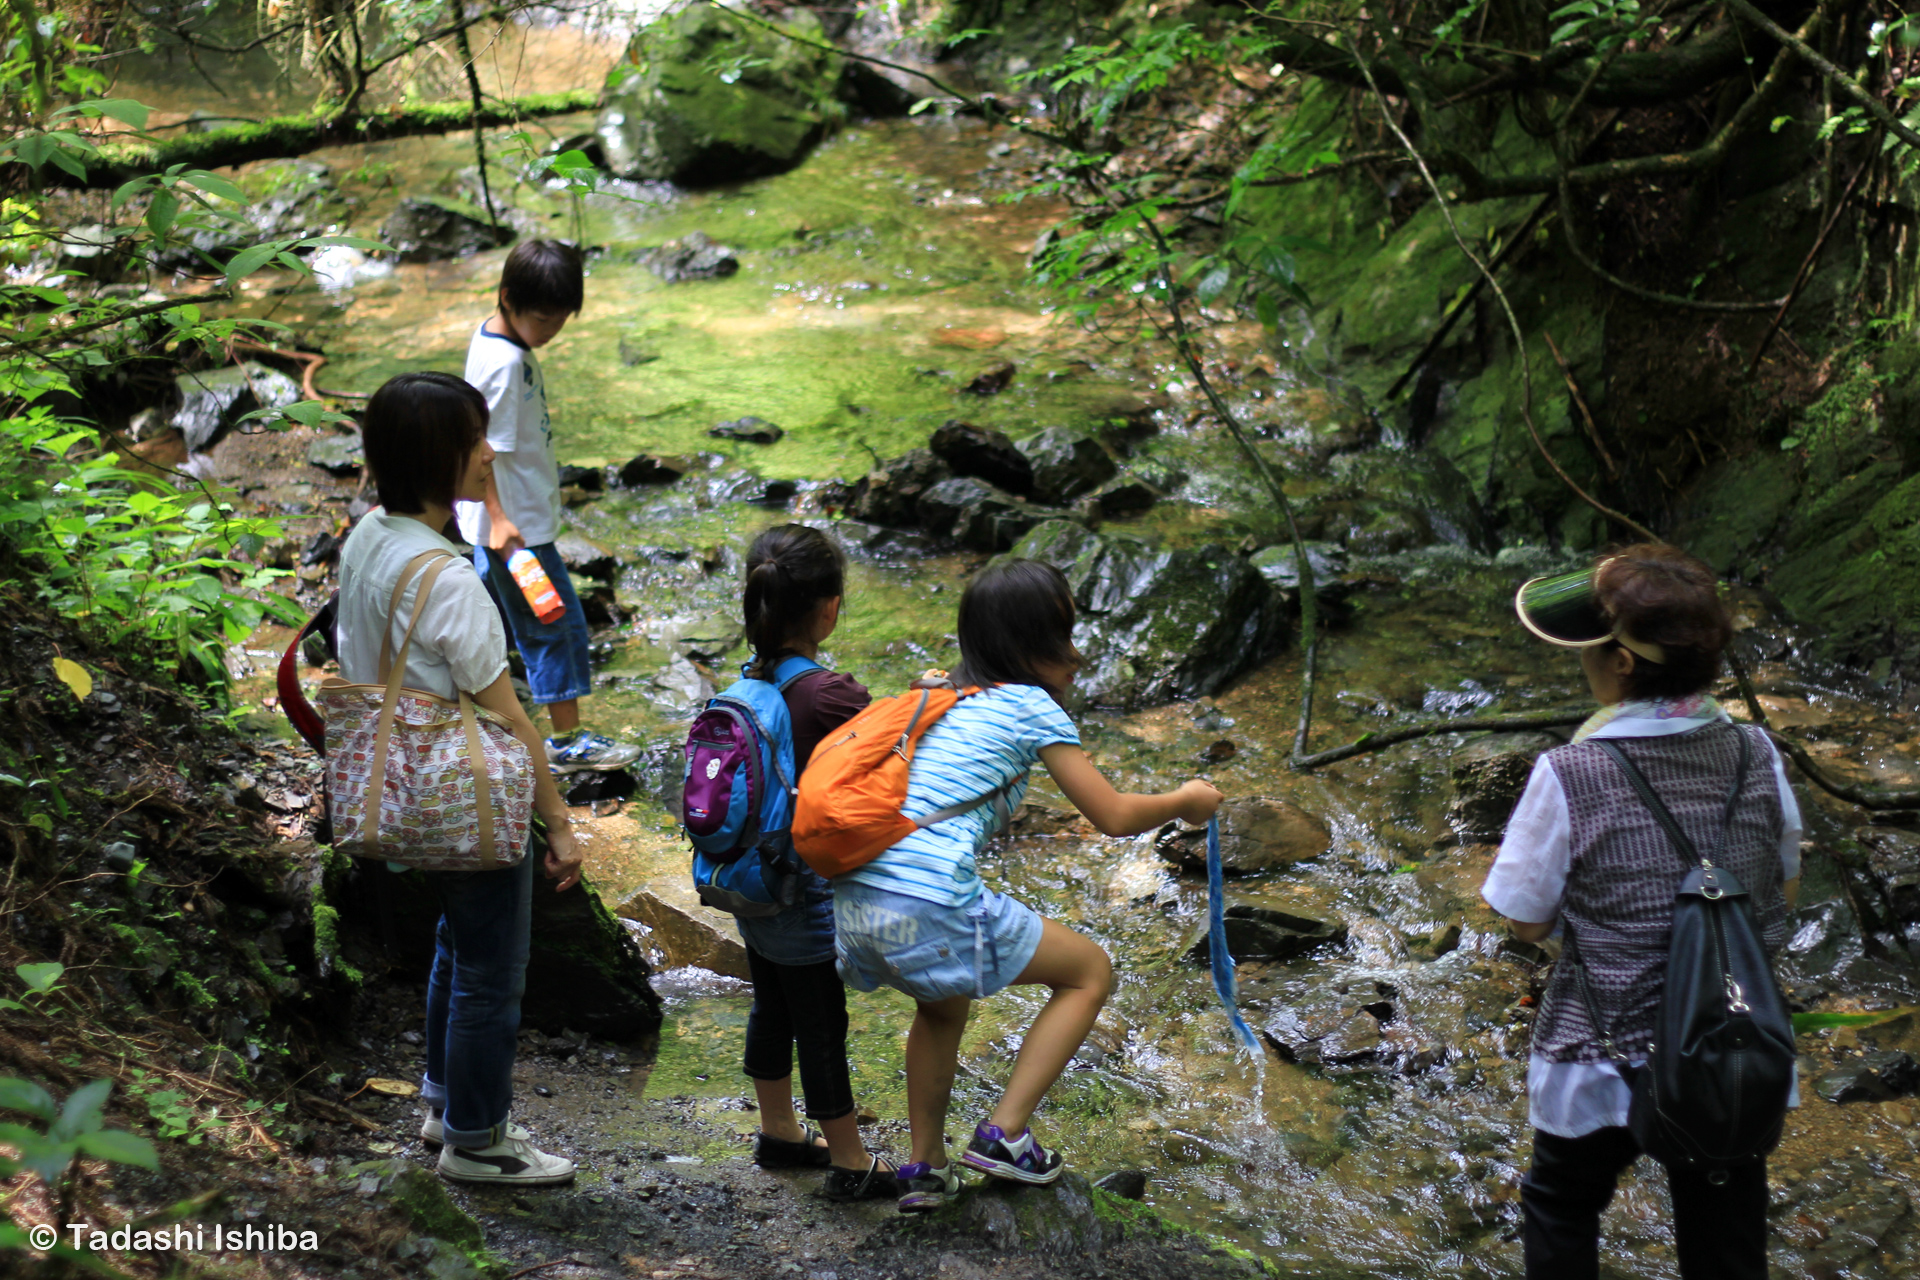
[455,240,639,775]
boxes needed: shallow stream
[122,25,1920,1276]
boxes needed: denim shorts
[834,881,1044,1003]
[475,543,593,706]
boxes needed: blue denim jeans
[476,543,593,706]
[418,853,533,1147]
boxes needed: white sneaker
[420,1110,530,1148]
[437,1132,575,1186]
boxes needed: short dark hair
[360,372,488,515]
[744,524,847,679]
[498,240,584,315]
[1593,543,1732,700]
[953,559,1079,697]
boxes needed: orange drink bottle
[507,549,567,624]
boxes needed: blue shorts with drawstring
[475,543,592,706]
[833,880,1044,1003]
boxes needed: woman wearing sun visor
[1483,544,1802,1280]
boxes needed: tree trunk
[35,89,597,191]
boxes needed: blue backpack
[681,654,821,918]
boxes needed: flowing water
[126,27,1920,1276]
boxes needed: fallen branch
[1724,646,1920,810]
[1544,331,1619,481]
[1293,711,1591,771]
[295,1088,383,1131]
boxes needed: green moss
[311,900,363,986]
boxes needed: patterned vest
[1532,721,1789,1064]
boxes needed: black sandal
[824,1154,899,1202]
[753,1127,831,1168]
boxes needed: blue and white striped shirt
[840,684,1080,907]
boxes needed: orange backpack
[791,674,1019,879]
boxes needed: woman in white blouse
[1483,545,1799,1280]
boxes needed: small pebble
[535,1085,553,1097]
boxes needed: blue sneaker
[961,1122,1062,1185]
[545,730,641,775]
[895,1160,961,1212]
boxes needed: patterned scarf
[1571,692,1727,744]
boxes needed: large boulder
[636,229,738,282]
[1154,797,1330,873]
[1247,541,1352,611]
[378,197,514,263]
[852,448,951,526]
[1856,827,1920,924]
[597,5,845,185]
[332,833,662,1041]
[917,477,1066,551]
[171,363,301,454]
[615,884,749,979]
[1018,427,1117,505]
[931,420,1034,495]
[1009,521,1286,707]
[1187,905,1347,964]
[1447,733,1559,844]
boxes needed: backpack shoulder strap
[771,653,825,691]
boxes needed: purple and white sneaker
[960,1122,1062,1185]
[895,1161,962,1213]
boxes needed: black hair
[360,372,488,515]
[744,525,847,679]
[953,558,1079,697]
[1593,543,1733,700]
[498,239,585,316]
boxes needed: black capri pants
[741,946,855,1123]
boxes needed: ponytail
[743,524,847,679]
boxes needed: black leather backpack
[1571,728,1796,1172]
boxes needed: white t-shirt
[338,510,509,700]
[454,321,561,549]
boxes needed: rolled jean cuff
[442,1118,503,1149]
[420,1074,448,1111]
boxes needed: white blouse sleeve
[1767,737,1803,881]
[1482,755,1572,925]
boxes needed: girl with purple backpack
[730,525,896,1201]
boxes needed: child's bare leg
[547,698,580,734]
[990,919,1113,1136]
[750,1076,823,1148]
[906,995,972,1167]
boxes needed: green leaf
[296,234,390,254]
[0,1077,58,1122]
[74,98,151,129]
[48,147,89,181]
[1792,1007,1915,1034]
[223,241,287,285]
[179,169,247,203]
[1254,292,1280,330]
[17,961,64,993]
[76,1128,159,1169]
[56,1079,113,1140]
[145,190,179,242]
[1779,435,1802,451]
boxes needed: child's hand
[1175,779,1225,826]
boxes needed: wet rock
[709,416,783,444]
[554,535,618,583]
[1247,541,1350,608]
[170,363,301,454]
[1814,1050,1920,1103]
[305,433,364,476]
[60,223,128,278]
[301,531,341,567]
[1770,1157,1914,1277]
[903,1173,1128,1255]
[1019,427,1117,506]
[378,197,514,263]
[1447,733,1560,844]
[615,885,750,980]
[309,243,391,292]
[1187,906,1346,964]
[930,420,1034,496]
[1154,798,1330,873]
[1088,476,1158,518]
[635,230,739,283]
[963,361,1017,396]
[1011,520,1285,707]
[916,477,1063,552]
[617,453,692,487]
[852,448,951,526]
[597,5,844,185]
[1320,451,1493,554]
[556,464,604,492]
[1093,1170,1149,1201]
[838,59,920,118]
[1856,827,1920,923]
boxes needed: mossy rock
[597,4,845,185]
[1009,521,1285,708]
[1674,448,1800,574]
